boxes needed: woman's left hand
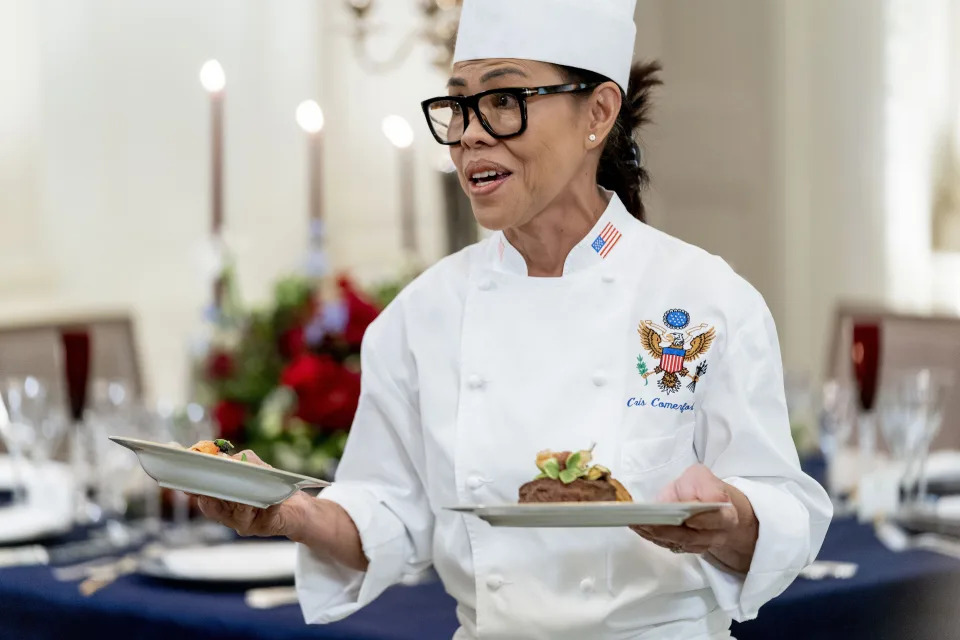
[630,464,759,574]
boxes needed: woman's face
[447,59,592,231]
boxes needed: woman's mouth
[468,169,512,195]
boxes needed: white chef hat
[453,0,638,93]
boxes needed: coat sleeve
[693,287,832,622]
[295,308,434,624]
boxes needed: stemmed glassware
[878,368,955,511]
[0,376,64,506]
[820,378,857,503]
[851,322,882,475]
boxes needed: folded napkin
[925,450,960,483]
[935,495,960,519]
[0,456,74,543]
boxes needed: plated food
[188,439,235,456]
[110,436,330,508]
[448,445,727,527]
[519,447,632,503]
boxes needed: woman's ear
[586,82,623,148]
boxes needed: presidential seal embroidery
[637,309,715,394]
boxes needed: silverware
[74,543,165,596]
[799,561,858,580]
[876,520,960,560]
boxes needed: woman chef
[197,1,832,638]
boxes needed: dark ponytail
[557,61,663,222]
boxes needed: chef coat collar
[491,191,636,276]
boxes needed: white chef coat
[295,192,832,640]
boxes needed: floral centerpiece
[192,270,412,479]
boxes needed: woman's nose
[460,112,495,148]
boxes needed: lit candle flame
[200,59,226,93]
[382,115,414,149]
[296,100,325,134]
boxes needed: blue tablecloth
[2,517,960,640]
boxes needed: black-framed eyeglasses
[420,82,601,146]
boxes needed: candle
[200,60,226,315]
[382,115,416,255]
[200,60,226,237]
[296,100,325,224]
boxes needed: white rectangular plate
[110,436,330,509]
[445,502,731,527]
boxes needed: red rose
[278,325,306,360]
[213,400,246,441]
[281,353,361,431]
[281,353,331,391]
[337,276,380,348]
[206,351,234,380]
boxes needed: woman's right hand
[194,450,369,571]
[196,494,299,538]
[196,450,293,538]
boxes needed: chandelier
[345,0,463,73]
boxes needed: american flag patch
[591,222,621,259]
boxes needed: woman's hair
[556,61,662,222]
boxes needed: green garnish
[241,453,248,462]
[559,468,580,484]
[542,457,561,480]
[214,439,234,453]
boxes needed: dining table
[3,515,960,640]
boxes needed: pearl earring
[589,134,597,142]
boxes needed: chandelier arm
[352,26,426,74]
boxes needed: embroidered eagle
[637,309,715,394]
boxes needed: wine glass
[878,369,955,511]
[168,401,216,544]
[851,322,882,473]
[4,376,68,465]
[88,379,139,519]
[60,328,96,524]
[878,372,927,504]
[911,369,954,506]
[0,376,58,505]
[820,379,857,500]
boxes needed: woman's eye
[495,93,519,109]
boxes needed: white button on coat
[486,575,504,591]
[478,279,495,291]
[467,375,485,390]
[466,475,485,490]
[592,371,607,387]
[601,274,615,284]
[580,577,596,593]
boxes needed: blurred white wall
[0,0,447,403]
[636,0,960,382]
[1,0,958,402]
